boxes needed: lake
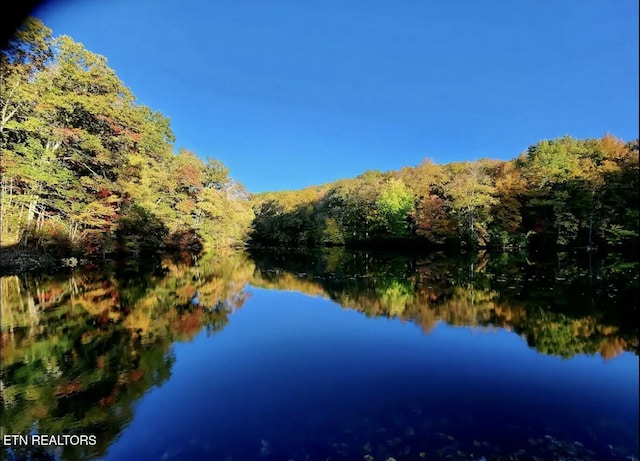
[1,249,638,461]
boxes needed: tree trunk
[27,197,38,223]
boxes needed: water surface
[1,249,638,460]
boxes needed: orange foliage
[175,309,203,339]
[600,337,627,361]
[54,379,83,397]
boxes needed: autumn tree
[1,18,253,255]
[443,161,497,246]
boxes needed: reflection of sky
[101,287,639,460]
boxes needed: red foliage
[78,231,113,258]
[99,392,116,407]
[414,195,457,243]
[96,313,110,327]
[130,369,144,382]
[36,288,63,305]
[97,115,122,134]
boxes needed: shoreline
[0,246,79,276]
[2,241,636,277]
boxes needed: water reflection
[0,249,637,460]
[1,252,255,461]
[250,248,639,359]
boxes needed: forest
[1,18,253,260]
[250,137,639,251]
[1,18,638,263]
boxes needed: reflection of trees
[0,253,254,460]
[251,271,326,297]
[1,274,174,461]
[1,249,635,459]
[250,248,638,359]
[518,310,633,359]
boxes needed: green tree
[375,178,414,236]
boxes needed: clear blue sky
[35,0,639,192]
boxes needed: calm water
[1,249,638,461]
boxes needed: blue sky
[35,0,639,192]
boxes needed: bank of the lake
[0,246,74,276]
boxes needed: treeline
[2,19,637,261]
[250,135,638,252]
[0,18,253,259]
